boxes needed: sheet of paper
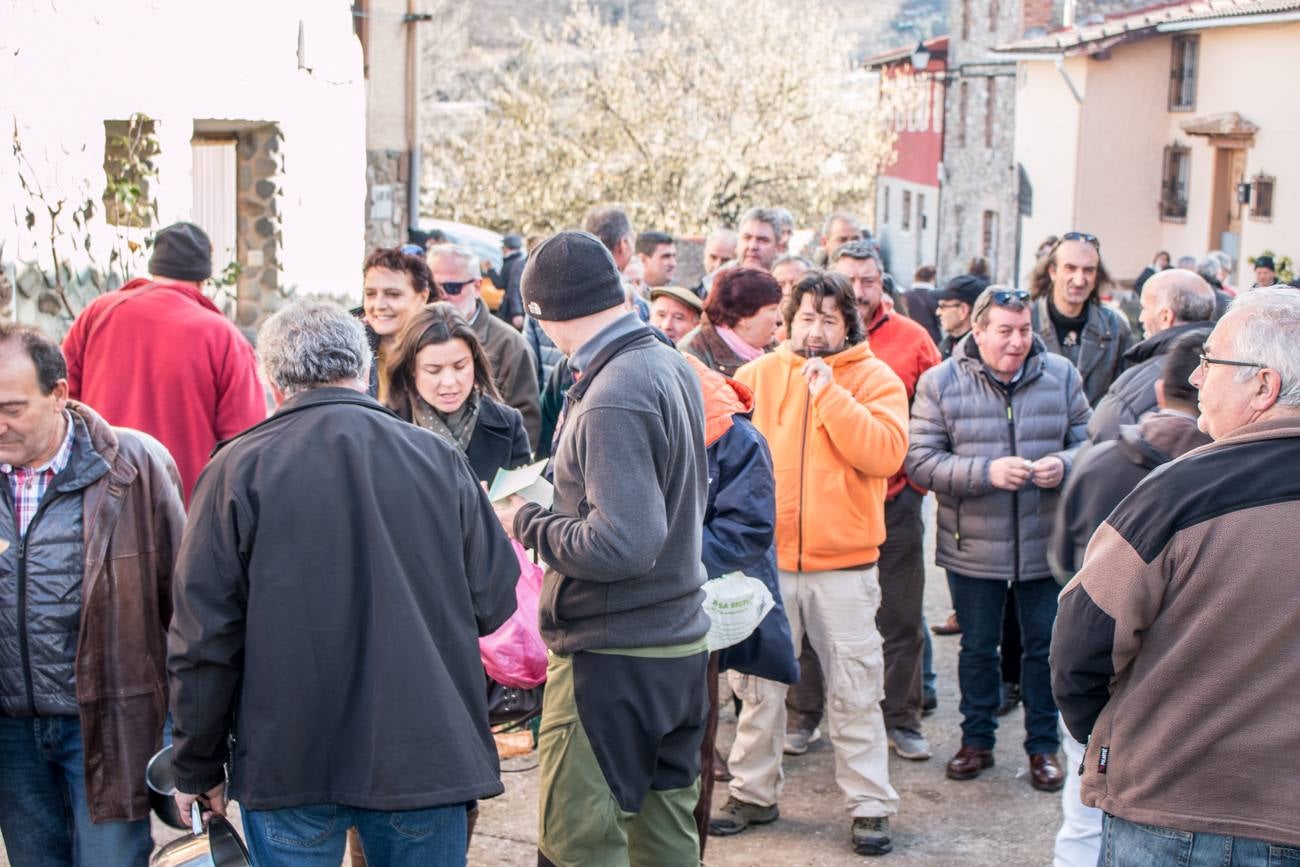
[488,459,549,503]
[515,477,554,509]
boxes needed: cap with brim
[934,274,988,307]
[1255,255,1276,271]
[649,285,704,314]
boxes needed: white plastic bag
[701,571,775,651]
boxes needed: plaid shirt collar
[4,412,76,539]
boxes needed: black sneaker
[851,816,892,856]
[996,682,1021,717]
[708,797,779,836]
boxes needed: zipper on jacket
[1005,398,1021,583]
[796,388,812,572]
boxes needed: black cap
[521,231,626,321]
[503,233,524,252]
[148,222,213,282]
[935,274,988,307]
[1255,255,1276,271]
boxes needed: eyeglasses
[1198,354,1261,375]
[437,280,475,296]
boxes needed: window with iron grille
[902,190,913,231]
[882,186,890,225]
[1160,145,1190,221]
[1168,35,1198,111]
[1251,174,1274,220]
[981,210,997,262]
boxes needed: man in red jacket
[62,222,266,502]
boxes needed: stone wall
[234,125,287,332]
[365,149,408,253]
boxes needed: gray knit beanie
[521,231,626,322]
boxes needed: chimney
[1022,0,1054,34]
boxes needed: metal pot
[149,816,251,867]
[145,745,188,830]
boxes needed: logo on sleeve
[1098,746,1109,774]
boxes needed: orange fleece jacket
[735,342,908,573]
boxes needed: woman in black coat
[385,302,531,482]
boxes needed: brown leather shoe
[945,746,995,780]
[931,612,961,635]
[1029,753,1065,791]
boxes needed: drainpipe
[404,1,428,239]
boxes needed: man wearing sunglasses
[429,243,541,449]
[908,286,1091,793]
[1028,233,1134,406]
[1053,287,1300,863]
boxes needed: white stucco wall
[1,0,366,309]
[1012,20,1300,285]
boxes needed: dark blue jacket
[706,415,799,684]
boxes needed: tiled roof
[993,0,1300,54]
[862,35,950,68]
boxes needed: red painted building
[864,36,948,287]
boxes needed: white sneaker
[887,726,932,760]
[783,727,822,756]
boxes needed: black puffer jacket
[1087,322,1211,443]
[0,415,106,717]
[1031,297,1135,407]
[906,335,1091,581]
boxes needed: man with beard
[711,271,908,857]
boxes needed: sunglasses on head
[972,288,1030,322]
[1053,232,1101,252]
[437,279,475,296]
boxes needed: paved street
[469,498,1064,866]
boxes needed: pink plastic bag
[479,541,548,688]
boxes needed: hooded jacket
[515,328,710,653]
[735,342,908,573]
[62,277,266,502]
[1053,416,1300,849]
[1050,410,1210,583]
[1087,322,1211,443]
[685,356,798,684]
[1031,296,1135,407]
[906,334,1091,581]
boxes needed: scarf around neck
[413,390,480,453]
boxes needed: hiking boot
[708,797,779,836]
[783,726,821,756]
[997,682,1022,717]
[887,727,932,761]
[851,816,892,856]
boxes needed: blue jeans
[921,617,936,696]
[946,572,1060,754]
[1101,814,1300,866]
[0,715,153,867]
[243,802,468,867]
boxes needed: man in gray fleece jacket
[500,230,710,867]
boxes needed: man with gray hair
[1053,286,1300,861]
[819,212,863,263]
[1088,269,1216,442]
[736,207,783,272]
[168,298,519,864]
[430,242,541,447]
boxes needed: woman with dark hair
[385,302,530,483]
[358,246,437,400]
[679,267,783,376]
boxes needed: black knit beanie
[149,222,213,282]
[521,231,626,321]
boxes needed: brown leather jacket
[72,401,186,821]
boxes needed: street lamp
[910,41,931,73]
